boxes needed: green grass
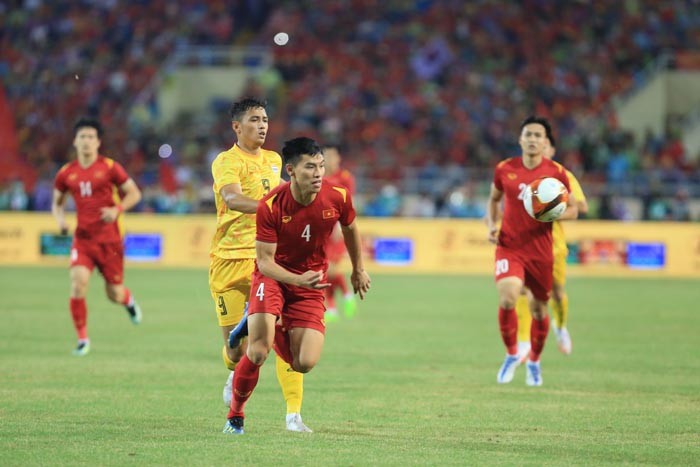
[1,266,698,466]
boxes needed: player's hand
[59,225,69,236]
[297,270,331,290]
[100,206,120,223]
[487,226,499,244]
[351,269,371,300]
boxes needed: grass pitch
[0,266,698,466]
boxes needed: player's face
[289,153,325,194]
[323,148,341,175]
[519,123,547,157]
[73,127,101,156]
[233,107,268,148]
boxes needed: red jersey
[324,168,356,195]
[54,156,129,243]
[256,181,356,275]
[493,157,571,261]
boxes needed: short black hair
[520,115,554,144]
[229,97,267,121]
[73,117,103,138]
[282,137,322,166]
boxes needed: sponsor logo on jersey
[271,165,279,173]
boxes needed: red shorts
[326,237,346,263]
[71,239,125,285]
[248,270,326,333]
[494,246,552,301]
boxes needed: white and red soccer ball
[522,177,569,222]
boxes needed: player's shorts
[552,251,567,287]
[209,256,255,327]
[248,270,326,334]
[70,239,124,285]
[326,237,347,263]
[494,246,553,301]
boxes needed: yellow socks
[276,354,303,414]
[515,294,532,343]
[550,293,569,328]
[222,345,237,371]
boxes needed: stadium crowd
[1,0,699,220]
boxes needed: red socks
[529,314,550,362]
[498,307,518,355]
[70,298,88,340]
[228,354,261,418]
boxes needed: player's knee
[498,295,518,309]
[531,301,548,319]
[551,285,565,301]
[247,343,270,366]
[292,357,317,374]
[70,281,89,298]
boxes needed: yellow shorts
[209,256,255,327]
[552,252,567,287]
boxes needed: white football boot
[497,354,521,384]
[286,413,312,433]
[525,360,543,387]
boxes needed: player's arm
[340,220,371,299]
[100,178,142,223]
[255,241,329,289]
[570,174,589,215]
[51,189,69,235]
[557,191,579,220]
[219,183,259,213]
[557,171,579,221]
[486,183,503,244]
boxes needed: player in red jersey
[223,137,371,435]
[52,117,143,356]
[320,144,357,322]
[485,116,578,387]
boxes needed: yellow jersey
[209,144,282,259]
[552,169,586,257]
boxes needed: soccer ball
[522,177,569,222]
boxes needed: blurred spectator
[669,187,692,221]
[440,184,485,219]
[2,1,699,219]
[363,185,402,217]
[403,191,437,217]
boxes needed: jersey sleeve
[337,188,356,226]
[212,154,242,193]
[54,165,69,192]
[109,160,130,186]
[255,198,278,243]
[567,170,586,203]
[342,170,356,195]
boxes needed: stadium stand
[1,0,699,218]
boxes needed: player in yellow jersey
[515,135,588,360]
[210,98,310,432]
